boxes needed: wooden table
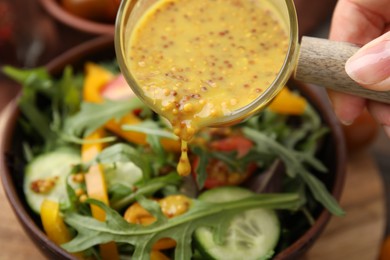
[0,141,385,259]
[305,150,385,260]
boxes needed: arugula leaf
[2,66,51,88]
[63,98,148,139]
[110,173,182,210]
[243,127,344,216]
[191,147,209,189]
[2,65,83,154]
[3,66,55,142]
[63,193,303,259]
[122,120,178,140]
[18,95,54,141]
[121,120,179,175]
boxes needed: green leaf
[63,98,147,139]
[213,215,234,245]
[94,143,151,175]
[2,65,84,154]
[108,183,134,202]
[122,120,178,140]
[110,172,182,210]
[137,195,167,224]
[299,171,345,216]
[191,146,209,189]
[63,193,303,259]
[243,127,344,216]
[18,97,54,140]
[2,66,51,86]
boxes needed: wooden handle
[294,36,390,104]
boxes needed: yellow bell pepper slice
[82,130,119,260]
[85,164,110,221]
[83,62,114,103]
[81,128,107,162]
[268,87,307,115]
[41,199,72,245]
[41,200,84,259]
[84,164,119,260]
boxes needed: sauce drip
[177,140,191,175]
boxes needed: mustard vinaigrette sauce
[127,0,289,175]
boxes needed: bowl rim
[38,0,115,35]
[0,35,347,260]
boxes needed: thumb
[345,31,390,91]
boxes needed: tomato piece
[100,74,135,100]
[193,136,256,189]
[193,157,256,189]
[210,135,253,158]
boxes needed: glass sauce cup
[115,0,300,128]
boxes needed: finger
[345,31,390,91]
[327,90,366,125]
[329,0,386,44]
[367,100,390,137]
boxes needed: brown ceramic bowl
[0,35,346,260]
[38,0,115,35]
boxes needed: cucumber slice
[24,147,81,214]
[195,187,280,260]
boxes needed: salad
[3,59,343,260]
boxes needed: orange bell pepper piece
[105,113,181,152]
[160,138,181,153]
[83,62,114,103]
[123,195,192,250]
[123,202,177,250]
[268,87,307,115]
[105,113,147,145]
[150,250,170,260]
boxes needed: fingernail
[340,119,353,126]
[334,109,355,126]
[346,33,390,88]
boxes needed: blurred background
[0,0,389,259]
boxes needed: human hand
[329,0,390,135]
